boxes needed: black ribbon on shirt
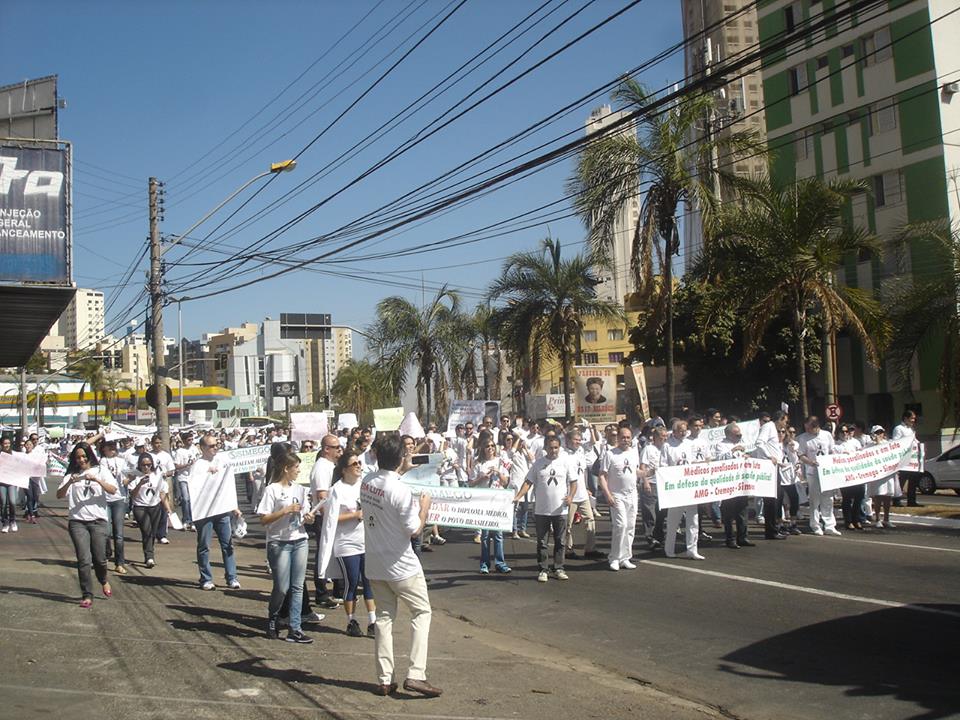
[547,469,558,486]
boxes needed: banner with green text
[816,439,921,492]
[656,457,777,509]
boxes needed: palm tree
[453,303,499,402]
[886,219,960,424]
[101,372,132,421]
[330,360,397,426]
[71,354,106,428]
[488,237,624,420]
[701,175,890,417]
[569,78,758,418]
[368,286,466,426]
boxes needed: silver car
[920,445,960,495]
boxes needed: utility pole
[148,177,170,450]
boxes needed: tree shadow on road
[719,604,960,720]
[0,584,78,604]
[15,557,76,569]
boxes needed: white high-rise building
[60,288,105,351]
[584,105,640,305]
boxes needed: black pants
[841,484,865,525]
[133,505,161,561]
[67,519,109,599]
[721,497,749,544]
[764,485,784,537]
[899,472,919,505]
[281,582,314,619]
[534,514,566,571]
[782,485,800,518]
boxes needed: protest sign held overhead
[574,366,617,423]
[372,407,404,431]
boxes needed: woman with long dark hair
[56,442,117,607]
[128,452,173,568]
[257,446,315,643]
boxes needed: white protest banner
[625,362,650,421]
[399,412,425,438]
[446,400,500,432]
[701,418,761,453]
[291,412,329,442]
[902,442,924,472]
[188,458,239,521]
[373,407,404,431]
[408,484,514,532]
[656,457,777,510]
[525,394,569,419]
[337,413,358,431]
[0,451,46,489]
[222,445,272,474]
[47,452,67,478]
[817,439,917,492]
[574,365,617,422]
[399,454,443,487]
[108,421,158,438]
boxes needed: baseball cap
[870,425,885,433]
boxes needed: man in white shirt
[599,427,642,571]
[563,428,602,560]
[639,426,668,551]
[188,435,242,590]
[310,434,343,609]
[663,419,704,560]
[515,436,577,582]
[173,433,200,531]
[425,424,444,454]
[149,434,176,545]
[715,423,753,549]
[687,414,721,533]
[893,409,921,507]
[361,434,440,698]
[754,410,789,540]
[797,415,840,536]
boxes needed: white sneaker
[158,537,170,544]
[145,559,156,568]
[9,521,17,532]
[885,520,896,529]
[227,579,241,590]
[619,560,636,569]
[551,569,569,581]
[812,528,824,536]
[757,515,765,525]
[874,520,884,529]
[608,561,620,572]
[1,523,8,533]
[825,528,842,536]
[537,571,548,583]
[201,581,216,591]
[685,550,705,561]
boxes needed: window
[870,99,897,134]
[784,2,800,33]
[582,352,599,365]
[873,170,902,208]
[841,44,855,58]
[816,55,830,71]
[788,65,808,96]
[861,26,892,66]
[608,352,624,363]
[607,328,624,341]
[582,330,597,342]
[795,131,814,161]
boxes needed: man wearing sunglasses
[188,436,242,590]
[310,434,343,609]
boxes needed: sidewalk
[0,501,723,720]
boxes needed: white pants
[565,498,596,552]
[608,492,637,563]
[370,572,432,685]
[665,505,699,555]
[807,474,838,531]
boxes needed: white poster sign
[222,445,272,474]
[446,400,500,432]
[399,454,443,487]
[373,407,404,431]
[656,457,777,510]
[0,451,46,489]
[337,413,358,431]
[817,439,919,492]
[409,484,514,532]
[291,412,329,442]
[574,365,617,422]
[188,457,239,521]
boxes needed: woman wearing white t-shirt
[98,441,129,574]
[470,439,511,574]
[780,427,803,535]
[502,432,533,538]
[56,442,118,608]
[319,452,378,638]
[256,447,315,644]
[866,426,898,528]
[127,453,173,568]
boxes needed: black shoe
[788,525,802,535]
[266,620,279,640]
[316,596,341,610]
[286,629,313,644]
[346,619,363,637]
[699,531,713,543]
[566,550,580,559]
[367,622,376,637]
[725,540,740,549]
[584,550,606,560]
[650,539,663,551]
[764,532,787,540]
[739,539,756,547]
[907,502,923,507]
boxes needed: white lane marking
[639,560,960,619]
[223,688,261,698]
[0,683,517,720]
[838,537,960,554]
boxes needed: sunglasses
[346,460,362,468]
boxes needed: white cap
[870,425,885,434]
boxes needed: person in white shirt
[310,434,344,609]
[502,432,533,538]
[835,423,867,530]
[98,441,130,574]
[57,442,118,608]
[780,425,803,534]
[318,451,378,638]
[663,419,704,560]
[563,428,601,560]
[687,415,721,531]
[515,436,577,582]
[173,433,200,531]
[754,411,789,540]
[148,434,176,545]
[257,446,315,644]
[470,436,512,574]
[361,434,440,698]
[425,424,444,454]
[188,436,242,590]
[451,425,470,486]
[866,426,898,528]
[599,427,642,571]
[715,423,752,549]
[797,415,840,536]
[127,452,173,568]
[893,410,921,507]
[639,426,668,551]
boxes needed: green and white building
[758,0,960,434]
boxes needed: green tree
[70,353,106,428]
[701,176,890,417]
[488,237,624,420]
[330,360,398,427]
[368,287,466,426]
[101,372,132,421]
[886,219,959,424]
[569,78,757,417]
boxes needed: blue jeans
[268,537,308,632]
[106,500,127,565]
[514,502,529,532]
[0,484,18,524]
[25,479,41,517]
[480,530,505,568]
[177,481,192,525]
[195,512,237,585]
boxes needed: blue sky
[1,0,684,357]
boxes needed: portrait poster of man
[574,365,617,422]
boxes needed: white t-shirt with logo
[98,455,128,503]
[360,470,423,582]
[256,482,309,543]
[129,470,168,508]
[798,430,835,481]
[601,446,640,495]
[525,455,575,516]
[662,435,695,466]
[174,446,199,484]
[639,443,664,484]
[59,468,111,522]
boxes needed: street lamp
[149,160,297,449]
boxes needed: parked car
[920,444,960,495]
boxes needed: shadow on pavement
[0,585,80,604]
[720,604,960,720]
[15,557,76,569]
[167,603,342,636]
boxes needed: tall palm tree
[488,237,624,420]
[331,360,397,426]
[569,78,758,417]
[701,175,890,417]
[71,354,106,428]
[886,219,959,424]
[101,372,131,420]
[368,286,466,426]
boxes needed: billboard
[0,145,70,283]
[574,365,617,423]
